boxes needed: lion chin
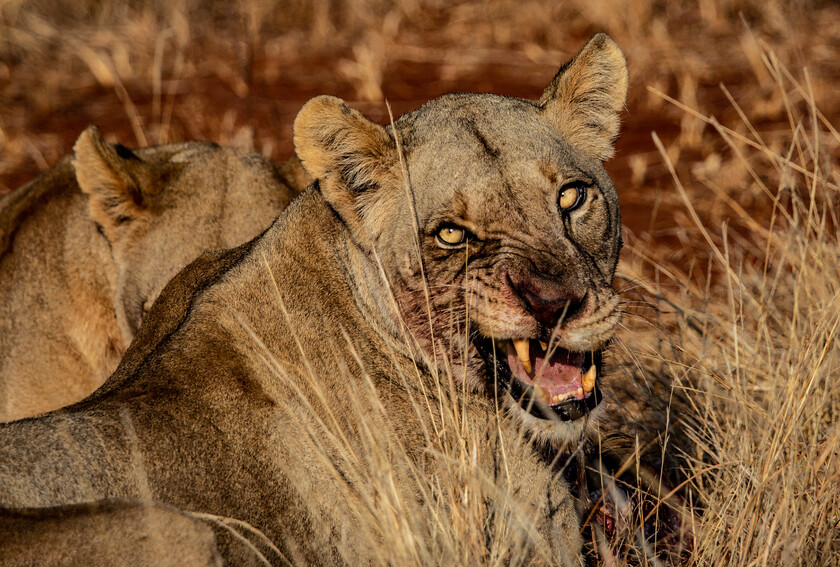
[505,396,603,450]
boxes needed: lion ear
[293,95,398,246]
[73,126,153,239]
[538,33,628,162]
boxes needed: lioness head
[73,127,303,343]
[294,34,627,446]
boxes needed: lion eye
[558,182,588,212]
[436,225,467,246]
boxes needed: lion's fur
[0,500,223,567]
[0,35,627,565]
[0,130,305,421]
[0,498,285,566]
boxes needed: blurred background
[2,1,838,243]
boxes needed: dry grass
[2,0,840,565]
[243,320,556,565]
[608,44,840,565]
[2,0,839,190]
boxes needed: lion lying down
[0,34,627,565]
[0,131,306,421]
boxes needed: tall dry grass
[2,1,839,565]
[2,0,838,191]
[243,321,561,565]
[257,38,840,567]
[607,42,840,565]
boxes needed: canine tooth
[582,365,597,393]
[539,341,548,351]
[512,339,531,373]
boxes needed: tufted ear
[293,95,399,248]
[73,126,153,241]
[538,33,628,162]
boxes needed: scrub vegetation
[1,0,838,564]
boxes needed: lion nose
[507,271,587,328]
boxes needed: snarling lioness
[0,130,305,421]
[0,35,626,565]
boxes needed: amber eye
[558,182,588,212]
[436,225,467,246]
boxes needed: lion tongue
[507,340,586,405]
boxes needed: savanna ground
[1,0,839,565]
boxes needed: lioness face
[295,34,628,446]
[392,97,622,440]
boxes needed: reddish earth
[1,52,827,266]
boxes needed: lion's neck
[340,238,415,354]
[302,190,450,383]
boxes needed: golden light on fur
[1,35,634,567]
[0,129,301,421]
[538,33,628,162]
[3,3,837,563]
[294,35,626,451]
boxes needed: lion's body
[0,500,223,567]
[0,193,580,563]
[0,136,305,421]
[0,160,123,418]
[0,35,627,565]
[0,498,286,566]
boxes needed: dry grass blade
[617,41,840,567]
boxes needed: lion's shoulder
[82,238,258,401]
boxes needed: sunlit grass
[611,42,839,566]
[2,1,839,564]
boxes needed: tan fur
[0,499,282,566]
[0,35,626,565]
[0,500,223,567]
[0,128,305,421]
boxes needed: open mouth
[474,336,602,421]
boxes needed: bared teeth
[512,339,531,373]
[550,393,568,405]
[582,364,597,393]
[539,340,548,351]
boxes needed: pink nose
[507,271,586,328]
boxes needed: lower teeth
[548,387,585,406]
[549,393,567,405]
